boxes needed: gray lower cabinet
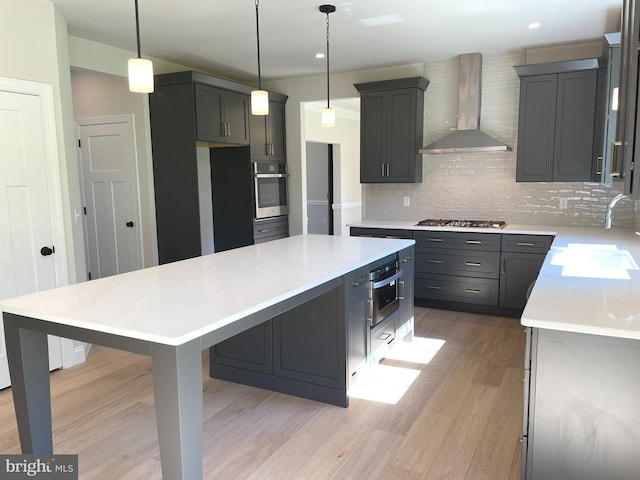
[397,246,415,339]
[523,327,640,479]
[414,231,501,307]
[253,216,289,244]
[515,68,597,182]
[500,235,553,311]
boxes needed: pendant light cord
[255,0,262,90]
[325,12,330,109]
[134,0,142,59]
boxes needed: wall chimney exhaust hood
[420,53,511,154]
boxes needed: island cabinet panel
[194,83,250,145]
[523,328,640,479]
[210,321,273,374]
[397,246,415,341]
[209,282,349,407]
[273,286,345,389]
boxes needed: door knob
[40,246,54,256]
[126,221,134,228]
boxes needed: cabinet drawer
[414,231,500,251]
[415,274,499,306]
[416,248,500,279]
[253,217,288,240]
[501,234,554,253]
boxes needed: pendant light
[251,0,269,115]
[128,0,154,93]
[319,4,336,127]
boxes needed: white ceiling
[53,0,622,83]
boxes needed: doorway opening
[306,142,334,235]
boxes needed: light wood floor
[0,307,525,479]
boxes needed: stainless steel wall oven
[253,161,288,219]
[368,259,402,326]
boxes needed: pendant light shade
[128,0,154,93]
[319,5,336,127]
[252,0,269,115]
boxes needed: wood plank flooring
[0,307,525,479]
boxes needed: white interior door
[78,118,142,279]
[0,89,63,389]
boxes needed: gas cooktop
[416,219,507,229]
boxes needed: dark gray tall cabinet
[514,61,598,182]
[149,71,287,263]
[354,77,429,183]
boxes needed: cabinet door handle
[610,141,623,177]
[427,285,442,290]
[465,262,481,267]
[427,238,443,242]
[381,164,385,176]
[401,256,411,263]
[351,278,366,287]
[502,258,506,274]
[399,280,405,299]
[386,163,390,176]
[596,155,603,175]
[465,289,481,294]
[517,242,535,247]
[258,229,270,233]
[466,240,482,244]
[427,259,443,264]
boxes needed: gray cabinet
[515,65,597,182]
[250,98,287,161]
[523,327,640,479]
[414,231,501,306]
[253,216,288,244]
[617,0,640,199]
[349,227,413,239]
[195,83,250,145]
[500,235,553,311]
[354,77,429,183]
[593,33,621,183]
[346,265,369,384]
[397,246,415,340]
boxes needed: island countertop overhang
[0,235,414,346]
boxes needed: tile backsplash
[364,53,638,228]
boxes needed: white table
[0,234,414,479]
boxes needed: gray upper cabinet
[355,77,429,183]
[593,33,621,183]
[250,97,287,161]
[515,62,598,182]
[195,83,250,145]
[617,0,640,199]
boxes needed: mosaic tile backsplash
[364,54,639,228]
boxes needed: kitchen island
[0,234,414,480]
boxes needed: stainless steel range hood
[420,53,511,154]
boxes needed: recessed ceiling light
[315,52,325,59]
[528,22,541,30]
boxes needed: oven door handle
[371,269,403,289]
[254,173,288,178]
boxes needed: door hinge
[78,139,81,148]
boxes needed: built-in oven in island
[253,161,288,219]
[368,259,402,326]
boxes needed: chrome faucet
[605,193,627,229]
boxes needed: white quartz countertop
[0,235,414,346]
[350,220,640,340]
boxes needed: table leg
[151,341,203,480]
[3,315,53,454]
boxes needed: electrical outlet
[403,196,410,207]
[559,198,568,209]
